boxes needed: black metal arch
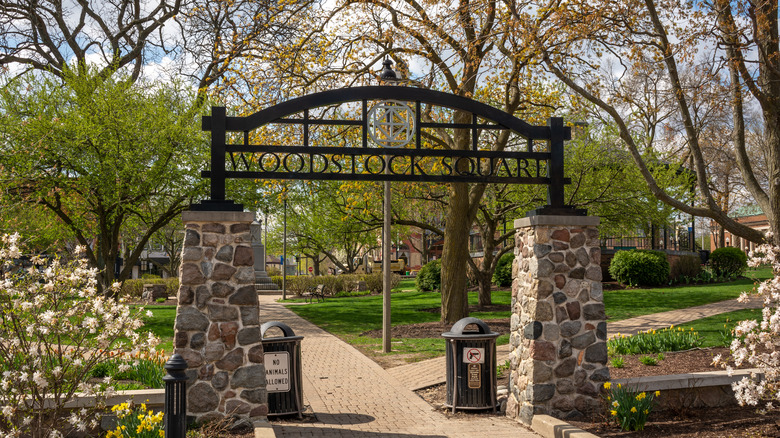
[204,86,548,138]
[193,85,574,214]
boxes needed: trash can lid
[442,317,499,339]
[261,321,303,340]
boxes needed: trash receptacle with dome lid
[442,317,500,413]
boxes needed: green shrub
[710,247,748,277]
[266,266,282,276]
[608,249,670,286]
[492,253,514,287]
[363,272,400,293]
[319,274,350,294]
[120,277,178,298]
[285,276,316,296]
[416,259,442,292]
[271,275,283,289]
[670,254,702,281]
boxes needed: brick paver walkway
[258,295,539,437]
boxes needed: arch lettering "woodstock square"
[211,148,549,184]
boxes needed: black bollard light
[163,354,188,438]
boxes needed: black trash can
[260,321,304,418]
[442,317,500,413]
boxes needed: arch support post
[507,215,608,424]
[174,210,268,425]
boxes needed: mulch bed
[569,406,780,437]
[364,316,777,437]
[360,317,511,339]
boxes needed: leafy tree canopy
[0,68,208,291]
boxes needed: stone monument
[251,220,279,293]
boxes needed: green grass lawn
[138,305,176,353]
[289,290,512,334]
[288,289,512,363]
[677,307,764,348]
[604,267,771,322]
[395,278,417,291]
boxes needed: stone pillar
[507,215,608,424]
[174,211,268,424]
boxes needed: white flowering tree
[0,233,158,437]
[713,235,780,411]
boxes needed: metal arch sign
[193,86,574,214]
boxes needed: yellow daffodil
[630,407,637,413]
[655,390,661,397]
[604,382,611,389]
[611,410,617,416]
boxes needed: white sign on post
[463,347,485,364]
[264,351,290,392]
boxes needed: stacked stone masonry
[507,216,609,425]
[174,211,268,424]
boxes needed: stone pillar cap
[182,211,255,222]
[515,215,599,228]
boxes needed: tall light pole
[378,58,403,353]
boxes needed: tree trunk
[764,98,780,247]
[441,182,471,323]
[421,228,429,266]
[310,255,321,276]
[476,268,493,307]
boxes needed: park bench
[303,284,328,303]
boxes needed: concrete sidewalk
[257,295,539,438]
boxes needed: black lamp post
[163,354,188,438]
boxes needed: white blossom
[0,232,154,436]
[32,371,47,389]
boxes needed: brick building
[710,205,768,252]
